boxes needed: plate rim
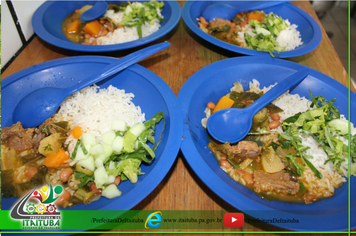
[177,55,354,231]
[31,0,181,52]
[181,1,322,58]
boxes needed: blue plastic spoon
[80,1,108,22]
[206,68,309,143]
[202,0,290,22]
[13,41,171,128]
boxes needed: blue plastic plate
[32,1,181,52]
[178,56,355,231]
[182,1,322,58]
[1,56,183,213]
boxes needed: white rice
[236,24,255,48]
[93,7,163,45]
[276,21,303,51]
[249,79,311,122]
[53,85,145,140]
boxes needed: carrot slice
[43,149,70,168]
[82,20,102,35]
[70,126,83,139]
[247,12,265,23]
[212,96,235,113]
[66,20,80,34]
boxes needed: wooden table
[2,1,352,235]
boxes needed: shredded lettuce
[281,90,350,175]
[119,1,165,38]
[249,90,353,178]
[278,132,322,179]
[123,131,137,153]
[244,13,289,56]
[105,112,165,183]
[74,170,94,189]
[107,158,142,183]
[104,111,165,183]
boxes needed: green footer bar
[0,210,347,233]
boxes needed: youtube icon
[224,213,244,227]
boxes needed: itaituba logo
[10,184,63,229]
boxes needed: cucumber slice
[83,143,92,153]
[102,184,122,199]
[111,119,127,132]
[95,157,104,169]
[112,136,124,153]
[328,119,352,135]
[102,144,113,157]
[77,146,90,160]
[93,144,113,163]
[90,144,105,156]
[105,175,116,185]
[70,146,90,165]
[94,153,110,164]
[125,5,132,15]
[81,133,98,146]
[102,130,116,145]
[77,155,95,171]
[256,26,271,36]
[94,166,109,188]
[129,123,145,137]
[107,161,116,170]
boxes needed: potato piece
[38,133,61,156]
[275,146,297,167]
[261,146,285,173]
[1,149,20,171]
[275,146,297,157]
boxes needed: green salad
[70,112,165,198]
[244,13,290,55]
[120,1,165,38]
[199,10,303,56]
[251,91,355,178]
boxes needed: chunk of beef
[1,122,34,152]
[37,118,57,135]
[33,118,57,150]
[225,141,261,159]
[253,170,299,195]
[207,18,237,43]
[208,18,231,30]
